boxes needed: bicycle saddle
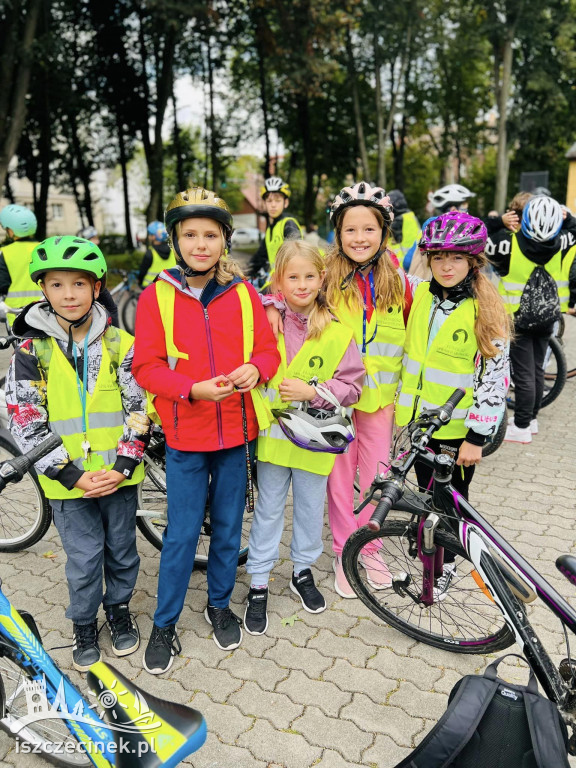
[87,661,206,767]
[556,554,576,587]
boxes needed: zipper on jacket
[173,401,179,440]
[203,307,224,449]
[412,299,441,422]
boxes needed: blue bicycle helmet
[0,204,37,237]
[147,221,168,243]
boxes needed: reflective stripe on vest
[257,321,354,475]
[498,235,565,313]
[335,292,405,413]
[152,279,272,429]
[142,247,177,287]
[35,328,144,499]
[2,241,44,322]
[395,282,476,439]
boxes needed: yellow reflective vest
[142,247,177,287]
[262,217,304,290]
[389,211,420,268]
[498,235,566,313]
[152,279,273,430]
[396,282,477,439]
[258,320,354,475]
[335,292,405,413]
[2,241,43,324]
[561,244,576,310]
[34,327,145,499]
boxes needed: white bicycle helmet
[77,225,98,240]
[429,184,475,211]
[260,176,291,199]
[272,384,355,454]
[521,196,563,242]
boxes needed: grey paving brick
[219,648,288,689]
[189,691,254,741]
[308,628,374,664]
[292,705,373,762]
[264,639,333,677]
[323,658,397,702]
[227,680,303,728]
[341,693,425,746]
[367,647,443,688]
[236,719,322,768]
[276,669,352,716]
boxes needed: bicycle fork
[392,513,444,607]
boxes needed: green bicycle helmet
[30,236,107,284]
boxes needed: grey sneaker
[106,603,140,657]
[244,587,269,635]
[72,621,101,672]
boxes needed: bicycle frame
[401,449,576,710]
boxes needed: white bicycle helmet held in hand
[521,195,563,242]
[272,384,355,454]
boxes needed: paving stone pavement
[1,335,576,766]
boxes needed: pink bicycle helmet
[330,182,394,228]
[419,212,487,256]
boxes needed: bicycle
[0,435,207,765]
[108,270,141,335]
[342,388,576,752]
[136,425,253,568]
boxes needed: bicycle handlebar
[367,484,404,532]
[0,434,62,490]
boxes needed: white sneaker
[504,422,532,443]
[433,563,457,602]
[508,416,538,435]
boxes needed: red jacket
[133,270,280,451]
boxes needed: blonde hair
[174,219,245,284]
[325,206,404,311]
[427,250,513,358]
[272,240,333,340]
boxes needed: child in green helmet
[5,235,150,672]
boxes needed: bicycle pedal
[559,658,576,684]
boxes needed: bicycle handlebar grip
[6,434,63,478]
[367,485,403,532]
[441,388,466,420]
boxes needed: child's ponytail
[471,261,513,358]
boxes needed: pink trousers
[327,404,395,555]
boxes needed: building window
[51,204,63,220]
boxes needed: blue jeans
[154,442,252,627]
[51,486,140,624]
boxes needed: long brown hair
[427,250,513,358]
[324,206,405,311]
[272,240,333,339]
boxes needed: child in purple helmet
[396,212,511,598]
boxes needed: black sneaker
[143,624,181,675]
[290,569,326,614]
[106,603,140,657]
[204,605,243,650]
[72,621,101,672]
[244,587,269,636]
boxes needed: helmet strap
[339,248,384,290]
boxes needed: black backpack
[514,266,560,332]
[392,654,569,768]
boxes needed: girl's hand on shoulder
[502,210,519,232]
[265,305,283,339]
[456,441,482,467]
[279,378,316,402]
[191,376,235,401]
[226,363,259,392]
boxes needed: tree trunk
[296,94,316,229]
[117,117,133,250]
[0,0,43,193]
[494,36,513,212]
[374,31,385,187]
[346,27,369,181]
[254,12,271,178]
[206,39,219,192]
[172,89,186,192]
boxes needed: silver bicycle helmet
[521,196,563,242]
[429,184,475,211]
[272,384,355,454]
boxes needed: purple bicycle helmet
[419,212,487,256]
[271,385,355,454]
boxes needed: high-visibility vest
[389,211,420,268]
[34,327,145,499]
[396,282,477,439]
[335,292,405,413]
[257,321,354,475]
[2,241,43,324]
[561,244,576,311]
[142,247,177,287]
[261,217,304,290]
[152,279,273,430]
[498,235,566,313]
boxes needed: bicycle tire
[120,293,138,335]
[342,519,515,653]
[482,408,507,457]
[0,651,90,765]
[0,436,52,552]
[136,449,252,569]
[508,335,567,411]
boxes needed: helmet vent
[37,248,47,261]
[62,247,79,260]
[83,253,99,261]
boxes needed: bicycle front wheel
[0,652,90,765]
[342,520,514,653]
[0,436,52,552]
